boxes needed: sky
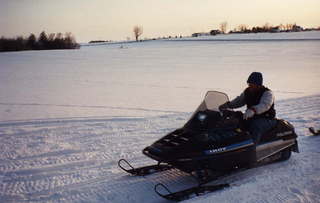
[1,0,320,42]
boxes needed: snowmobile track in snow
[0,96,319,202]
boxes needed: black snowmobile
[118,91,299,201]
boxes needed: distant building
[292,25,303,32]
[210,30,222,35]
[270,26,281,33]
[192,32,210,37]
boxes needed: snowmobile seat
[259,119,297,144]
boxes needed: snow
[0,31,319,202]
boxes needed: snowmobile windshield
[195,91,229,112]
[184,91,230,130]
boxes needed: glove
[243,108,255,120]
[219,102,230,111]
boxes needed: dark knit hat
[247,72,263,86]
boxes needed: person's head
[247,72,263,91]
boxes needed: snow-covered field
[0,31,319,202]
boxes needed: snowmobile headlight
[235,128,242,133]
[198,113,207,122]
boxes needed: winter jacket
[228,87,275,118]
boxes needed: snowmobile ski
[309,127,320,136]
[118,159,172,176]
[154,182,230,201]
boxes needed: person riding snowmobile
[219,72,277,143]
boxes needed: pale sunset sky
[1,0,320,42]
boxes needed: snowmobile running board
[154,183,230,201]
[118,159,172,176]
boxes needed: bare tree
[263,23,271,30]
[133,25,143,41]
[27,33,37,49]
[285,23,294,31]
[279,24,285,31]
[39,31,48,43]
[238,24,248,32]
[38,31,48,48]
[220,22,228,34]
[48,33,55,41]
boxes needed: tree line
[192,22,318,37]
[230,23,305,34]
[0,31,80,52]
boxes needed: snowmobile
[118,91,299,201]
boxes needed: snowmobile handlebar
[221,109,243,119]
